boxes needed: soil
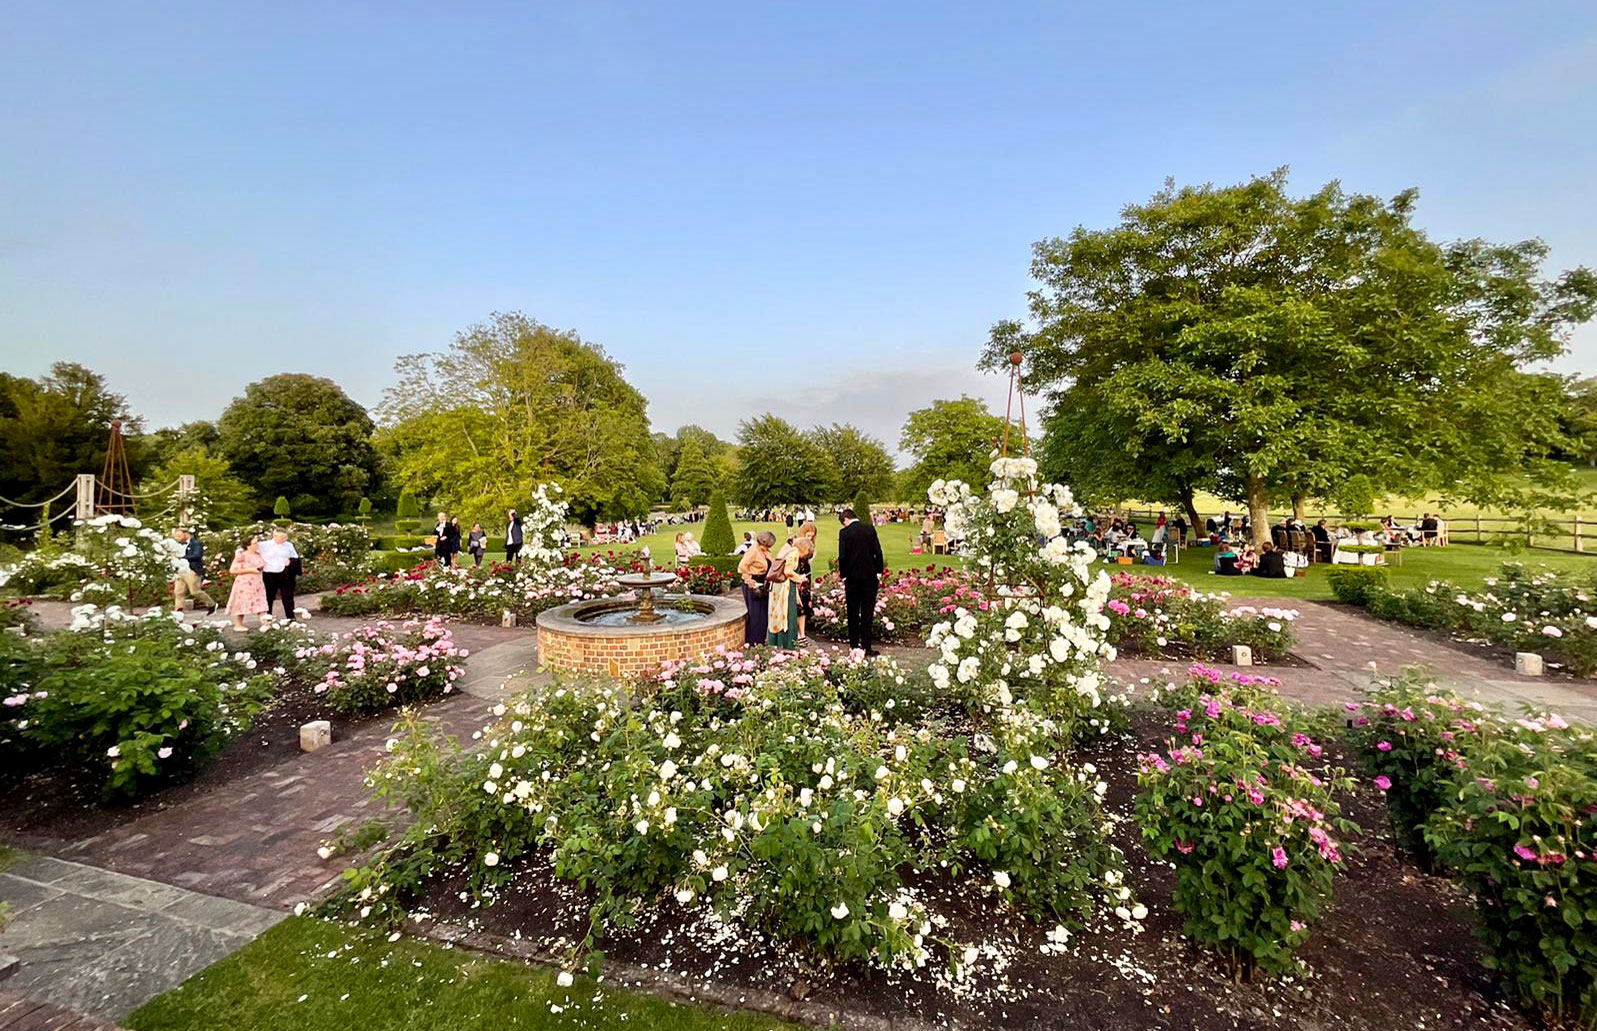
[0,681,398,844]
[409,708,1532,1031]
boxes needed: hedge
[1325,566,1388,606]
[373,534,430,551]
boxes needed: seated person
[1235,543,1258,575]
[1271,518,1291,548]
[1251,542,1288,578]
[1214,543,1241,575]
[1311,518,1333,562]
[1205,516,1219,536]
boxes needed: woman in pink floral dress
[226,536,268,629]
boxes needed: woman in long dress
[737,532,773,645]
[225,536,268,630]
[766,537,806,649]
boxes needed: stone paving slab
[0,857,281,1023]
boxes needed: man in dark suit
[837,507,885,656]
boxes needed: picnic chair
[931,529,948,555]
[1288,530,1316,564]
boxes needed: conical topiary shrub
[700,487,736,556]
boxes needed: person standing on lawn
[837,507,885,656]
[467,522,488,567]
[737,531,774,645]
[169,527,216,615]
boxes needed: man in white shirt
[258,529,301,621]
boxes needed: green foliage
[698,487,735,555]
[272,495,291,523]
[1349,677,1502,871]
[1425,716,1597,1028]
[358,496,373,521]
[852,490,871,523]
[1325,566,1388,605]
[810,423,896,504]
[216,373,381,518]
[372,535,430,551]
[378,313,663,524]
[1137,683,1358,977]
[1102,576,1296,662]
[993,170,1597,541]
[142,445,256,529]
[898,397,1005,500]
[294,618,466,716]
[732,414,834,509]
[11,613,274,799]
[683,553,740,575]
[397,491,419,519]
[0,363,143,510]
[338,650,1132,973]
[668,438,718,509]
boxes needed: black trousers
[843,576,879,653]
[505,542,521,563]
[263,571,297,620]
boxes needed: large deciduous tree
[988,171,1597,543]
[733,414,835,509]
[0,363,142,510]
[378,312,663,525]
[216,374,381,518]
[898,397,1007,501]
[810,423,897,504]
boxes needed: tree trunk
[1291,494,1306,521]
[1179,486,1201,537]
[1247,474,1271,546]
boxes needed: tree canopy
[898,397,1007,501]
[377,312,663,525]
[216,373,381,518]
[987,170,1597,541]
[669,437,719,508]
[732,414,834,509]
[811,423,896,504]
[0,363,142,510]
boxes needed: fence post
[1578,516,1584,553]
[1474,514,1481,543]
[74,474,96,522]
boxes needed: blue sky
[3,2,1596,452]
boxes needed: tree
[273,496,292,524]
[732,414,836,510]
[898,397,1007,501]
[810,423,896,504]
[988,170,1597,543]
[216,374,381,519]
[357,496,373,522]
[670,438,719,508]
[142,446,257,529]
[378,312,664,525]
[700,486,736,555]
[0,363,142,509]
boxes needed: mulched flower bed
[402,708,1530,1031]
[0,679,407,843]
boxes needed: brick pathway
[15,603,538,912]
[0,990,127,1031]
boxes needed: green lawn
[574,518,950,574]
[1144,540,1597,601]
[128,917,794,1031]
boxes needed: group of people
[429,510,544,567]
[735,508,885,655]
[167,526,302,630]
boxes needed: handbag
[766,555,789,584]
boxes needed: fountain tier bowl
[535,593,747,678]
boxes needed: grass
[128,917,796,1031]
[1141,540,1597,601]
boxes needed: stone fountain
[535,545,746,676]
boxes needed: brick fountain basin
[535,593,747,677]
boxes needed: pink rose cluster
[297,616,467,714]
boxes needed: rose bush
[337,645,1138,973]
[5,606,277,798]
[1424,713,1596,1028]
[1105,573,1297,662]
[809,566,984,644]
[292,617,468,715]
[1137,680,1357,977]
[1356,563,1597,676]
[0,515,171,606]
[320,557,633,621]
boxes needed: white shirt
[259,537,299,573]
